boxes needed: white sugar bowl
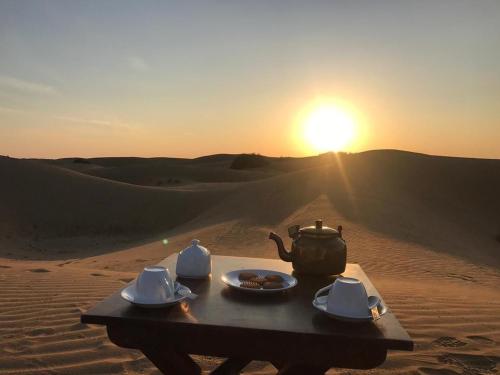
[176,239,211,279]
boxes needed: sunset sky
[1,1,499,159]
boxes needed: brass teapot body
[269,220,347,276]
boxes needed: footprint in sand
[446,273,475,282]
[3,342,30,354]
[27,327,55,337]
[467,335,496,345]
[433,336,467,348]
[418,367,460,375]
[438,353,497,374]
[69,322,87,331]
[57,261,73,267]
[28,268,50,273]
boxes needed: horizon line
[2,148,500,162]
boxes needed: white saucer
[121,282,191,308]
[221,269,297,294]
[313,295,388,322]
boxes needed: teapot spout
[269,232,292,262]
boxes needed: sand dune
[174,151,500,268]
[1,150,499,374]
[44,155,274,186]
[0,157,230,258]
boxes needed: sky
[1,0,499,159]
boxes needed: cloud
[0,106,23,114]
[127,56,149,72]
[54,115,131,131]
[0,75,57,95]
[55,115,112,127]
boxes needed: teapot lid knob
[315,220,323,230]
[192,239,200,246]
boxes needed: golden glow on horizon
[302,104,356,153]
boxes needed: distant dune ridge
[2,150,499,266]
[0,150,499,374]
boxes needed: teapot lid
[300,220,341,237]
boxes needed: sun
[303,105,356,153]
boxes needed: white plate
[221,269,297,293]
[312,295,388,322]
[121,282,191,308]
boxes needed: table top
[81,255,413,351]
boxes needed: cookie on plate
[240,281,261,289]
[239,272,258,281]
[265,274,284,283]
[263,281,284,289]
[249,276,266,285]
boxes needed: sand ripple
[1,260,499,375]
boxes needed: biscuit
[265,274,284,283]
[240,281,261,289]
[249,276,266,285]
[263,281,284,289]
[239,272,258,281]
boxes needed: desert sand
[1,151,499,374]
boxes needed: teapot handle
[288,225,300,238]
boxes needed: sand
[1,151,499,374]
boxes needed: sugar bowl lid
[176,239,211,278]
[299,220,341,237]
[181,239,210,255]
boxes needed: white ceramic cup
[135,266,176,302]
[314,277,375,318]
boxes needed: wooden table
[81,255,413,375]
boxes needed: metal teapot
[269,220,346,275]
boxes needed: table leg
[276,363,330,375]
[271,360,285,370]
[141,345,201,375]
[106,325,201,375]
[210,358,252,374]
